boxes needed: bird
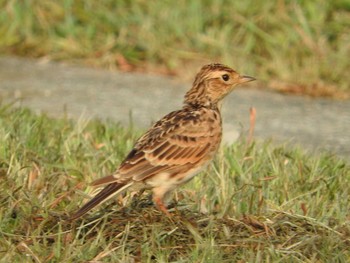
[69,63,255,220]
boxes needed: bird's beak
[239,75,256,84]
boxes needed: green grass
[0,104,349,262]
[0,0,349,97]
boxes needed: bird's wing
[109,107,222,183]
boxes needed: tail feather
[91,175,119,187]
[69,183,125,221]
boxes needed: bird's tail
[68,182,130,221]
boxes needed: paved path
[0,56,349,160]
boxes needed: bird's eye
[222,74,230,81]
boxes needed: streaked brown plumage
[69,63,255,220]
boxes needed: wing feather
[113,107,222,182]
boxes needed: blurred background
[0,0,349,98]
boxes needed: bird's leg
[153,196,171,217]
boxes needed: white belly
[145,162,208,192]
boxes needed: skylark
[69,63,255,220]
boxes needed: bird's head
[184,63,255,107]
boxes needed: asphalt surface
[0,56,349,160]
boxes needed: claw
[153,196,171,217]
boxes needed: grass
[0,0,349,98]
[0,104,349,262]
